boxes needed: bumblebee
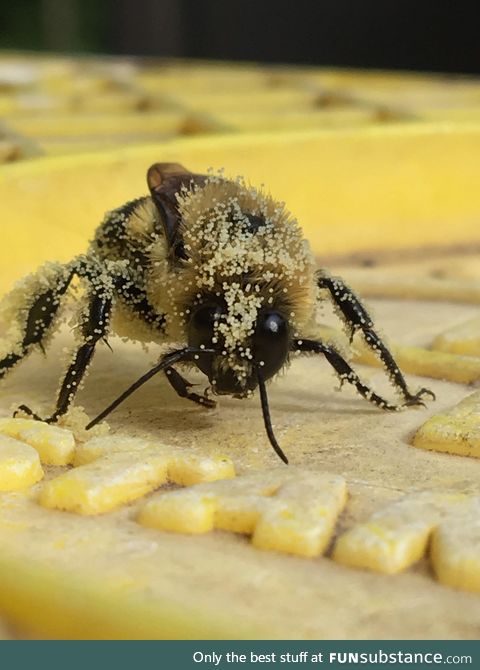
[0,163,433,463]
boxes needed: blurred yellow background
[1,55,480,295]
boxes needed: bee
[0,163,434,463]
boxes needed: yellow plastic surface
[1,312,480,637]
[2,124,480,296]
[2,55,480,639]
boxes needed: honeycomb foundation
[0,282,480,638]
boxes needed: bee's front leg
[317,272,435,406]
[165,366,216,409]
[294,338,411,411]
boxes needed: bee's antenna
[256,366,289,465]
[85,347,214,430]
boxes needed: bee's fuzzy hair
[147,172,317,374]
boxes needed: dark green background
[0,0,478,73]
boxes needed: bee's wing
[147,163,206,259]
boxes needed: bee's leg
[0,264,75,382]
[164,366,216,408]
[293,338,416,411]
[116,280,166,331]
[317,273,434,405]
[18,281,114,423]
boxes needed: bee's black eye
[253,311,289,380]
[188,303,223,378]
[188,303,223,349]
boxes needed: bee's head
[187,300,290,395]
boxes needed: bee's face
[187,301,290,395]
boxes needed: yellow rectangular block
[334,518,433,574]
[200,108,379,134]
[139,473,279,536]
[354,342,480,384]
[7,112,188,140]
[0,417,75,466]
[166,452,235,487]
[73,435,161,466]
[139,490,217,534]
[39,451,170,515]
[252,475,347,557]
[431,501,480,593]
[413,390,480,458]
[136,66,271,93]
[37,137,152,156]
[342,270,480,304]
[164,89,317,113]
[432,316,480,357]
[74,435,236,482]
[0,434,43,491]
[138,470,346,558]
[333,492,468,574]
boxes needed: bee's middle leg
[164,366,216,408]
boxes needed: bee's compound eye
[253,311,289,380]
[188,303,223,350]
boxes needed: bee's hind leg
[1,263,75,383]
[317,272,434,406]
[164,366,216,409]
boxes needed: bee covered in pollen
[0,163,434,463]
